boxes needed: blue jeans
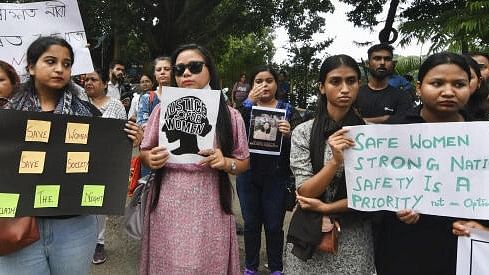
[0,215,97,275]
[237,169,286,272]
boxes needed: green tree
[282,44,324,109]
[339,0,489,53]
[398,0,489,53]
[216,30,276,89]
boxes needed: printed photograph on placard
[248,106,286,155]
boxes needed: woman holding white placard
[138,44,249,274]
[284,54,374,275]
[376,52,475,275]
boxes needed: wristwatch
[230,159,237,174]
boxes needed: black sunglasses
[173,61,206,77]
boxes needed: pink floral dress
[139,105,249,275]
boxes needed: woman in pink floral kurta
[139,44,250,275]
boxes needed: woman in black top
[377,52,473,275]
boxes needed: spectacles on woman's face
[173,61,206,77]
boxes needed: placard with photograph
[248,106,286,155]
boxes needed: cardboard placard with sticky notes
[0,109,132,217]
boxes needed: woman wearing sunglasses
[0,60,20,108]
[138,44,250,274]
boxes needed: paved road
[90,176,292,275]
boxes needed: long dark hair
[24,36,74,94]
[26,36,74,75]
[418,52,471,83]
[249,65,282,99]
[151,44,234,214]
[311,54,363,200]
[463,54,489,120]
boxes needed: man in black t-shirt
[355,44,413,124]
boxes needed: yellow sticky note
[25,120,51,143]
[65,122,90,144]
[0,193,20,217]
[34,185,60,208]
[66,152,90,173]
[19,151,46,174]
[81,185,105,207]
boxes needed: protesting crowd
[1,3,489,275]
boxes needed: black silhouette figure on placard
[161,96,212,155]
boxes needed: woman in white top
[128,73,153,121]
[84,68,127,264]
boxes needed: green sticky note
[34,185,60,208]
[0,193,20,217]
[81,185,105,207]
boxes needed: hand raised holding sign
[327,128,354,164]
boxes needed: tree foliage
[8,0,338,108]
[216,30,275,89]
[339,0,489,53]
[281,44,324,109]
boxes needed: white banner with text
[344,122,489,220]
[0,0,93,76]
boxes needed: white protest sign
[0,0,93,77]
[344,122,489,220]
[456,228,489,275]
[158,87,221,164]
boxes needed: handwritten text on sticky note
[19,151,46,174]
[66,152,90,173]
[65,122,89,144]
[25,120,51,143]
[81,185,105,207]
[34,185,60,208]
[0,193,20,217]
